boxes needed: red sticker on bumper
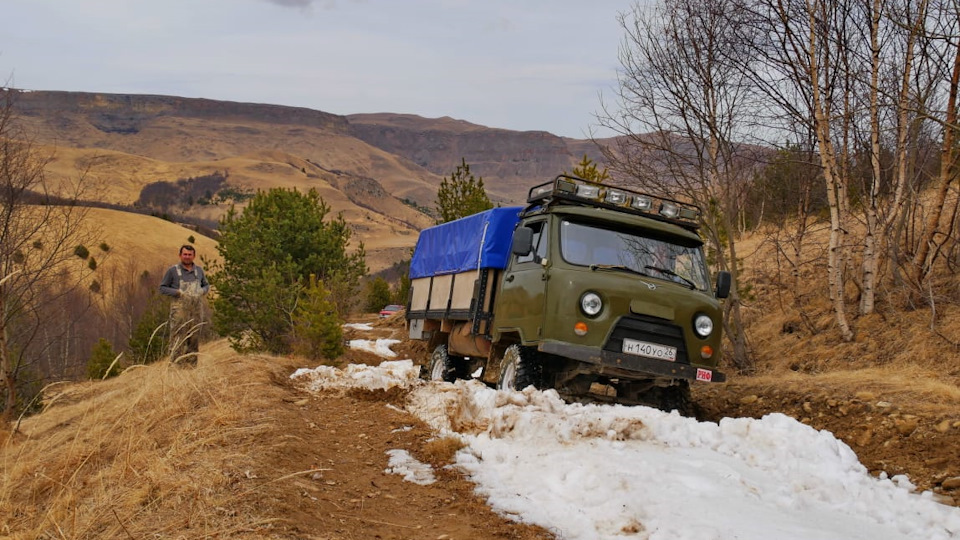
[696,368,713,382]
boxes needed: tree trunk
[884,0,924,282]
[808,2,855,342]
[724,225,751,372]
[0,301,14,425]
[860,0,882,315]
[914,35,960,284]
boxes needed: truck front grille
[603,315,689,364]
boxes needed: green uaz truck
[407,175,730,412]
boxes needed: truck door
[495,220,548,344]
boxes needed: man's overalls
[169,265,205,366]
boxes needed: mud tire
[655,381,694,416]
[497,345,543,391]
[425,344,465,382]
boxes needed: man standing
[159,245,210,366]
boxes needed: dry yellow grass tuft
[0,340,295,539]
[418,436,466,468]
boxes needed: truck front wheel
[425,344,464,382]
[497,345,543,391]
[657,381,694,416]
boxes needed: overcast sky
[0,0,638,138]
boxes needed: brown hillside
[80,206,407,280]
[14,90,606,205]
[11,90,611,271]
[0,339,552,539]
[84,207,220,274]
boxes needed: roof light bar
[526,175,702,228]
[678,207,700,221]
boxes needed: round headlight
[694,314,714,338]
[580,292,603,317]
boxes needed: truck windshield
[560,220,710,291]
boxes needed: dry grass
[418,436,466,468]
[734,214,960,408]
[725,365,960,406]
[0,340,290,539]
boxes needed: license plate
[622,338,677,362]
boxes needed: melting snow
[384,449,436,485]
[343,323,374,331]
[348,338,401,358]
[292,360,960,540]
[290,360,420,392]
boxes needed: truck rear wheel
[425,344,464,382]
[497,345,543,391]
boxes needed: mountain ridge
[10,89,613,270]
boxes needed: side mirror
[715,271,731,299]
[511,227,534,256]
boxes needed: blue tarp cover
[410,207,524,279]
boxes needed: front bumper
[539,340,726,383]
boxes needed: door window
[516,221,548,264]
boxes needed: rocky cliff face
[346,113,596,203]
[14,90,350,135]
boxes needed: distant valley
[12,90,613,271]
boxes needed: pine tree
[364,277,392,313]
[568,154,610,183]
[290,276,344,361]
[434,158,494,223]
[128,292,171,364]
[87,338,120,379]
[392,271,411,306]
[208,188,365,355]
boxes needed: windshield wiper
[589,264,652,278]
[644,265,696,289]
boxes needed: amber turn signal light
[700,345,713,359]
[574,322,588,336]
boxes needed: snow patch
[405,380,960,540]
[297,362,960,540]
[343,323,373,331]
[290,360,420,392]
[348,338,400,358]
[384,449,435,485]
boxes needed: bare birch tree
[738,0,860,341]
[0,87,98,424]
[599,0,756,371]
[912,0,960,285]
[853,0,943,311]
